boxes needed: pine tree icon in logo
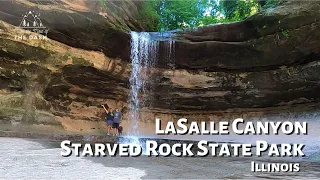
[19,11,46,29]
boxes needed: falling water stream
[126,32,159,135]
[119,31,177,150]
[119,32,161,149]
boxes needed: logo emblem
[14,11,49,40]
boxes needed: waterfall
[164,40,175,69]
[126,32,159,135]
[120,32,176,154]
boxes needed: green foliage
[99,0,281,32]
[195,0,221,27]
[220,0,258,22]
[154,0,227,31]
[280,29,290,38]
[155,0,260,31]
[137,1,161,32]
[263,0,282,9]
[196,16,219,27]
[156,0,203,31]
[98,0,107,8]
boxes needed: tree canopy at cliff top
[137,0,281,32]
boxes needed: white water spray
[126,32,159,135]
[119,32,160,152]
[121,32,177,152]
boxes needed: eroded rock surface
[0,0,320,134]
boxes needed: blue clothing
[113,112,122,123]
[106,112,114,121]
[106,112,114,126]
[107,120,113,126]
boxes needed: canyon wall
[0,0,319,135]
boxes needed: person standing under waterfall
[113,108,122,136]
[102,105,114,136]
